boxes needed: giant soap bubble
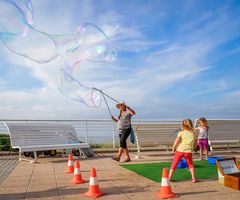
[75,23,117,63]
[59,68,102,108]
[0,0,28,35]
[1,27,59,63]
[0,0,117,108]
[0,0,59,63]
[61,23,117,76]
[59,23,117,106]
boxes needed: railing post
[135,130,141,159]
[112,121,116,148]
[85,120,89,143]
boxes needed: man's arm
[126,106,136,115]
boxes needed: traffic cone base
[83,191,105,198]
[156,168,178,199]
[156,191,177,199]
[83,167,105,198]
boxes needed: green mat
[121,160,218,182]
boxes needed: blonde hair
[198,117,208,126]
[181,119,193,132]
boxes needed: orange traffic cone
[156,168,178,199]
[70,160,85,184]
[83,167,105,198]
[65,153,74,173]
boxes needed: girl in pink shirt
[194,117,209,160]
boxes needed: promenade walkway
[0,152,239,200]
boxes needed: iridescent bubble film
[0,1,116,107]
[58,68,102,108]
[0,0,27,35]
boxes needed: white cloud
[230,90,240,97]
[0,0,239,120]
[192,80,227,97]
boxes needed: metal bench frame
[207,120,240,153]
[4,122,90,163]
[132,123,180,159]
[209,140,240,152]
[132,120,240,159]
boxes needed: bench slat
[4,122,90,152]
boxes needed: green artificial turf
[121,160,218,182]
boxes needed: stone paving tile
[0,155,19,185]
[25,190,59,199]
[0,193,26,200]
[27,198,59,200]
[0,153,240,200]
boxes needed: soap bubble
[1,26,59,63]
[15,0,34,25]
[60,23,117,77]
[75,23,117,63]
[0,1,116,108]
[59,23,117,105]
[0,0,28,35]
[58,68,102,108]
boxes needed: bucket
[208,156,224,165]
[177,159,187,168]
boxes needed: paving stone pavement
[0,155,19,185]
[0,153,239,200]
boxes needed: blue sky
[0,0,240,120]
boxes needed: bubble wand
[92,87,120,117]
[92,87,119,103]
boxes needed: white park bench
[131,120,240,159]
[207,120,240,153]
[132,122,180,158]
[4,122,90,163]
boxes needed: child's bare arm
[172,137,181,153]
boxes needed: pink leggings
[170,151,194,170]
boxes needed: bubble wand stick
[92,87,120,117]
[92,87,119,103]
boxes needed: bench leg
[208,140,213,155]
[30,152,38,163]
[19,151,38,164]
[18,151,22,161]
[78,148,86,158]
[227,144,230,151]
[166,145,169,153]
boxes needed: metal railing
[0,119,182,149]
[0,119,239,149]
[0,119,119,147]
